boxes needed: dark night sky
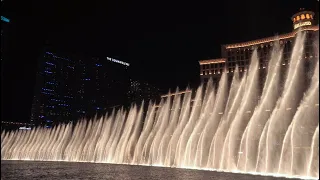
[1,0,317,122]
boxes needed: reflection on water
[1,161,300,180]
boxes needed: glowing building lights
[106,57,130,66]
[44,71,53,74]
[45,52,71,61]
[19,127,31,130]
[294,21,312,29]
[46,62,55,66]
[224,26,318,49]
[199,58,226,65]
[1,16,10,23]
[306,14,310,19]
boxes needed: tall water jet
[164,88,192,167]
[125,102,144,163]
[279,46,319,176]
[211,66,241,169]
[185,82,215,167]
[158,88,182,165]
[307,125,319,178]
[175,85,203,166]
[206,71,230,168]
[238,40,283,172]
[227,49,259,170]
[140,99,165,165]
[196,71,228,168]
[106,108,126,163]
[265,32,306,173]
[132,101,156,164]
[150,97,171,164]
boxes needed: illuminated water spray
[1,32,319,180]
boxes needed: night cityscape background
[1,0,319,129]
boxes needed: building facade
[127,79,161,105]
[1,16,10,61]
[30,51,130,127]
[199,10,319,84]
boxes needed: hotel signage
[294,21,312,29]
[106,57,130,66]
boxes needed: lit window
[306,14,310,19]
[310,14,313,19]
[293,18,296,22]
[296,16,300,20]
[301,14,305,20]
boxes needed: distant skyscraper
[1,15,10,61]
[31,51,130,127]
[127,79,160,104]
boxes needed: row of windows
[226,40,296,56]
[201,67,246,75]
[200,59,318,76]
[293,13,313,22]
[202,50,315,70]
[201,63,224,70]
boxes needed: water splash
[1,32,319,180]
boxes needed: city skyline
[1,0,319,125]
[29,50,161,128]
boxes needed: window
[306,14,310,19]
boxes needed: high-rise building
[127,79,161,105]
[1,16,10,61]
[31,51,130,127]
[199,10,319,84]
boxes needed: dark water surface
[1,161,300,180]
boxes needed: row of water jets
[1,32,319,179]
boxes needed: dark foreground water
[1,161,302,180]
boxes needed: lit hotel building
[31,51,130,127]
[1,16,10,61]
[199,10,319,83]
[127,79,160,105]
